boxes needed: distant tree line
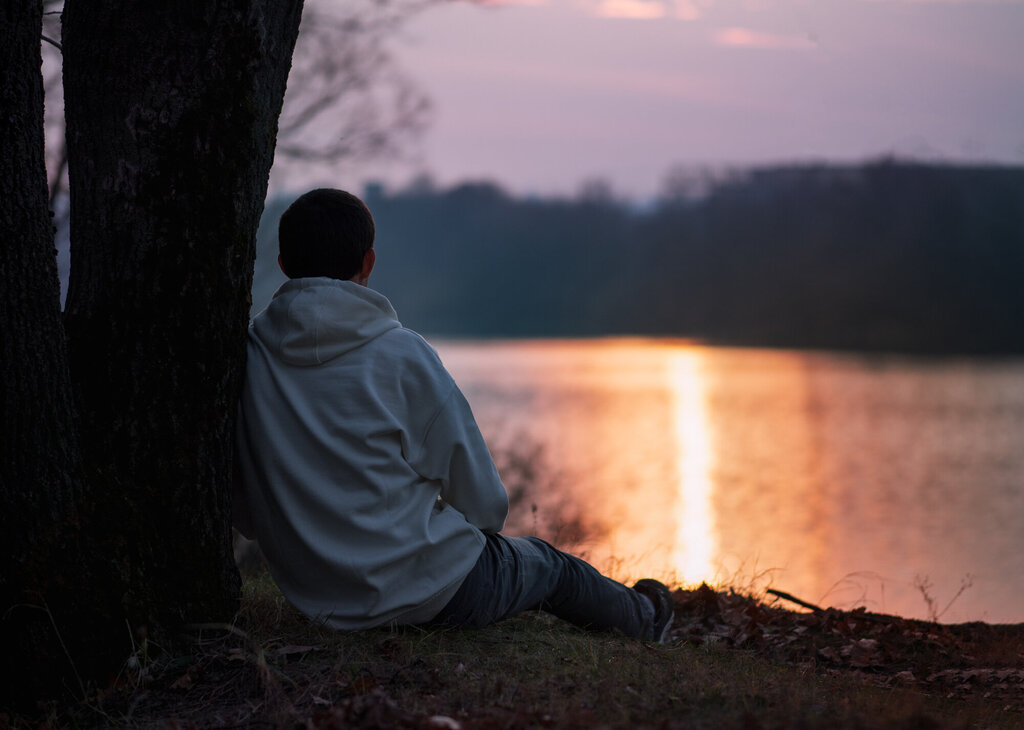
[257,160,1024,354]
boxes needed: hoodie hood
[252,278,402,366]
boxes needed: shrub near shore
[20,575,1024,729]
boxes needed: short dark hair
[278,188,375,280]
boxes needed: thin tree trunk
[61,0,303,642]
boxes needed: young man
[233,188,673,640]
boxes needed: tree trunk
[1,0,125,706]
[60,0,303,643]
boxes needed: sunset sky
[304,0,1024,201]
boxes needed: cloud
[673,0,705,19]
[860,0,1024,3]
[593,0,667,18]
[712,27,818,50]
[478,0,549,5]
[583,0,707,20]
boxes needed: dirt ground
[15,584,1024,729]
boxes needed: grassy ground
[16,574,1024,729]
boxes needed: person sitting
[233,188,674,641]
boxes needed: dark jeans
[431,533,656,639]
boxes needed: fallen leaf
[170,673,193,691]
[275,644,321,657]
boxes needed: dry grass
[16,573,1020,730]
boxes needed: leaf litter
[672,583,1024,703]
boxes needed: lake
[434,338,1024,624]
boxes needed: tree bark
[1,0,125,706]
[60,0,303,642]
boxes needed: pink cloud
[477,0,549,5]
[593,0,667,18]
[712,27,818,50]
[673,0,704,20]
[581,0,706,20]
[863,0,1024,4]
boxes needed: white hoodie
[234,278,509,628]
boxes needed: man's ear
[356,248,376,285]
[278,254,289,277]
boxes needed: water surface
[436,339,1024,624]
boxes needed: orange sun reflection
[669,348,716,585]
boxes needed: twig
[4,600,87,700]
[767,588,896,625]
[766,589,825,614]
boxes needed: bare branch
[42,0,443,202]
[273,0,435,169]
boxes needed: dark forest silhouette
[256,160,1024,355]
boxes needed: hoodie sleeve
[412,385,509,533]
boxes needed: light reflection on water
[669,350,715,584]
[436,339,1024,623]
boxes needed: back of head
[278,188,375,280]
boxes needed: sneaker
[633,579,674,643]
